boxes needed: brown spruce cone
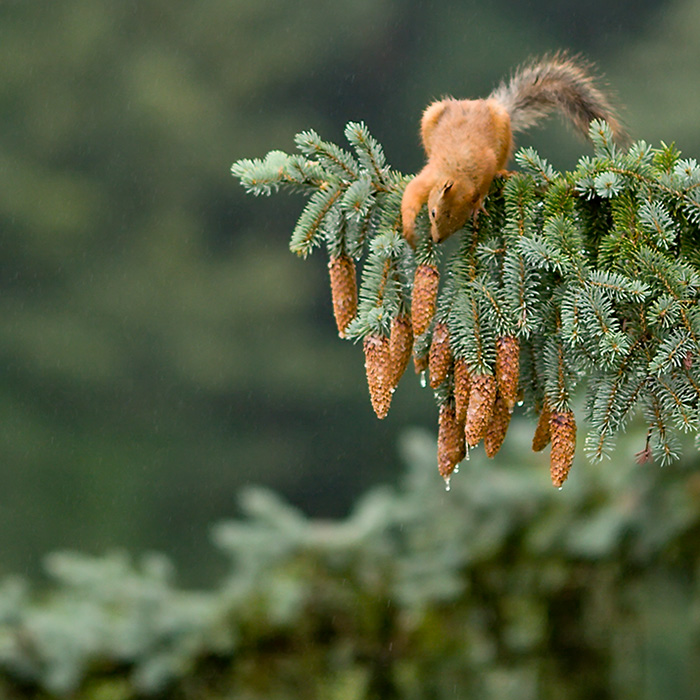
[328,254,358,338]
[411,264,439,337]
[363,334,393,419]
[464,374,497,447]
[484,393,512,458]
[550,409,577,488]
[389,314,413,388]
[495,336,520,412]
[438,401,466,482]
[532,401,552,452]
[413,351,429,376]
[453,358,471,425]
[429,322,452,388]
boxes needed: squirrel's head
[428,178,479,243]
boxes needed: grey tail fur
[489,53,625,142]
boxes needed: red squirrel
[401,54,625,246]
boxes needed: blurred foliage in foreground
[1,428,699,699]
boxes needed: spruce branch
[294,129,359,181]
[344,121,390,187]
[289,183,344,258]
[232,121,700,485]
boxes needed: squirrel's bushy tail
[490,53,625,142]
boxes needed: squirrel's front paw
[402,225,417,249]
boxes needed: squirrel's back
[489,53,625,141]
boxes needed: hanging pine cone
[464,374,497,447]
[532,401,552,452]
[453,358,471,425]
[389,313,413,388]
[411,264,439,337]
[484,393,512,458]
[328,254,357,338]
[429,322,452,388]
[495,335,520,411]
[363,334,393,419]
[438,401,465,482]
[550,409,577,488]
[413,351,429,376]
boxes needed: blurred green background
[2,0,700,591]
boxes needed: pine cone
[438,401,465,481]
[413,351,429,376]
[389,314,413,388]
[532,401,551,452]
[550,409,577,488]
[363,334,393,419]
[411,264,439,337]
[328,254,357,338]
[495,336,520,412]
[453,358,471,425]
[484,393,512,458]
[464,374,497,447]
[429,322,452,388]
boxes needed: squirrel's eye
[430,208,436,219]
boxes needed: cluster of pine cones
[328,255,576,488]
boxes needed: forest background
[2,0,700,591]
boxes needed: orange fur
[401,54,624,246]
